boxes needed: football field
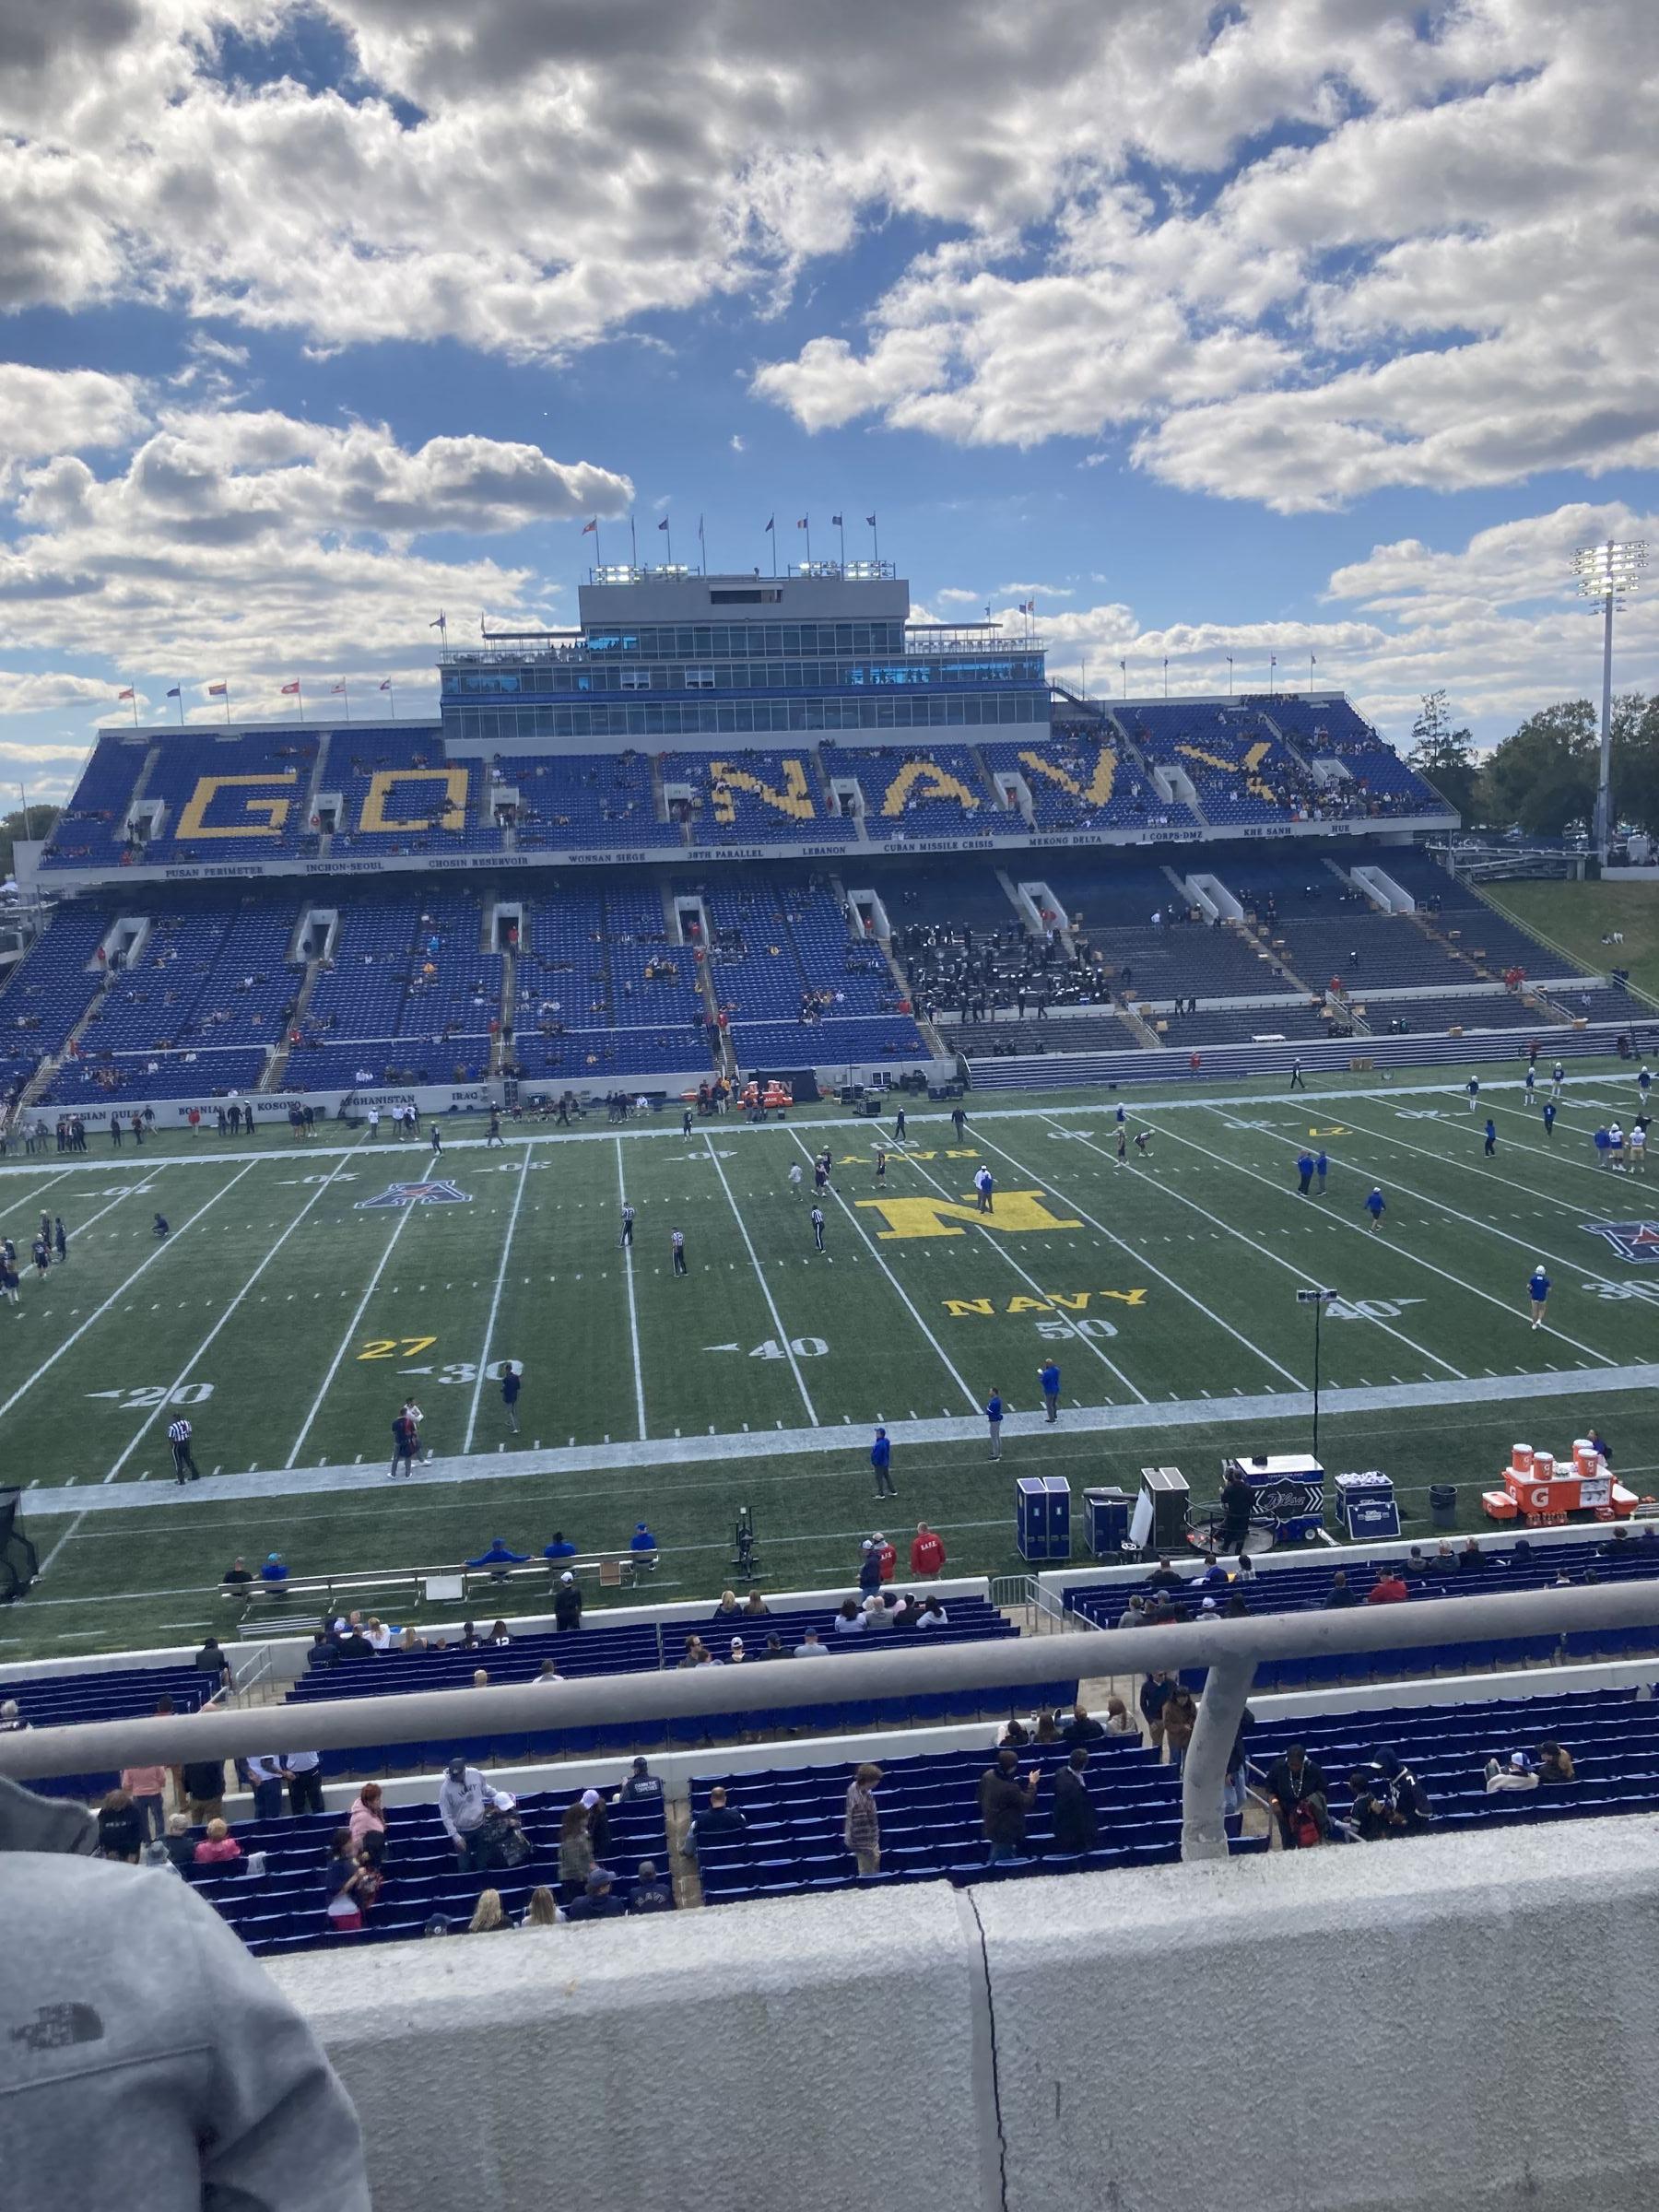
[7,1058,1659,1657]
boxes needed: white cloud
[999,582,1071,598]
[0,365,147,466]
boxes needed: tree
[1406,691,1480,821]
[1611,692,1659,836]
[0,806,59,882]
[1477,701,1599,836]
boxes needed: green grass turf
[6,1055,1659,1661]
[1481,877,1659,1000]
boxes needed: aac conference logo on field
[1583,1220,1659,1263]
[355,1180,472,1210]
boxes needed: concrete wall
[271,1818,1659,2212]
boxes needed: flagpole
[837,516,845,570]
[803,515,811,568]
[130,690,138,728]
[295,682,304,723]
[663,520,672,567]
[869,514,879,566]
[1309,653,1315,694]
[222,686,230,727]
[1120,659,1127,700]
[698,515,706,575]
[176,689,184,727]
[629,514,638,571]
[1227,654,1233,698]
[769,519,776,579]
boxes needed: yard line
[615,1137,648,1442]
[0,1166,76,1224]
[784,1127,978,1412]
[892,1142,1147,1401]
[0,1161,258,1430]
[463,1143,533,1453]
[286,1200,418,1467]
[102,1143,364,1483]
[1170,1109,1618,1366]
[703,1132,818,1425]
[1040,1116,1464,1381]
[1241,1100,1649,1302]
[972,1126,1306,1392]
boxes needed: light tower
[1573,538,1647,862]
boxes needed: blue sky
[2,0,1657,804]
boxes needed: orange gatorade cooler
[1533,1452,1556,1482]
[1512,1444,1534,1475]
[1574,1440,1599,1477]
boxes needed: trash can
[1430,1483,1458,1530]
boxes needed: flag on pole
[582,519,597,535]
[429,612,445,629]
[1310,653,1317,665]
[865,514,877,526]
[117,688,135,701]
[764,516,774,533]
[830,513,842,527]
[657,516,669,532]
[165,688,181,699]
[280,681,300,696]
[330,682,347,695]
[206,682,227,697]
[796,517,808,529]
[379,678,393,692]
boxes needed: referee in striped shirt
[169,1416,202,1485]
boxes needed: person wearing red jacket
[1366,1569,1409,1604]
[910,1523,946,1578]
[876,1534,897,1583]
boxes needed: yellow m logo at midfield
[855,1190,1083,1241]
[176,771,296,841]
[360,766,468,833]
[711,759,815,822]
[881,759,981,817]
[1018,745,1116,806]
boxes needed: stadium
[7,555,1659,2183]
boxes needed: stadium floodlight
[1574,539,1648,863]
[1296,1287,1340,1461]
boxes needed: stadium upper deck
[37,569,1452,891]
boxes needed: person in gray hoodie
[0,1774,368,2209]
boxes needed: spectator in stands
[97,1788,145,1864]
[843,1763,884,1875]
[1370,1748,1432,1832]
[159,1813,197,1871]
[688,1785,749,1864]
[835,1597,866,1634]
[616,1756,663,1806]
[1367,1567,1409,1604]
[1115,1594,1150,1631]
[917,1596,948,1628]
[1147,1556,1183,1590]
[1324,1571,1359,1608]
[630,1522,660,1571]
[487,1620,512,1647]
[521,1887,559,1929]
[911,1522,946,1577]
[182,1745,229,1828]
[119,1753,170,1845]
[1430,1543,1458,1576]
[557,1803,594,1900]
[561,1871,626,1923]
[712,1589,745,1621]
[742,1591,771,1618]
[1064,1703,1107,1747]
[1346,1768,1394,1841]
[554,1571,584,1630]
[1162,1683,1200,1773]
[1400,1547,1430,1580]
[258,1551,288,1587]
[1536,1741,1576,1783]
[677,1635,712,1668]
[979,1749,1040,1865]
[245,1751,286,1822]
[306,1630,338,1671]
[581,1788,613,1860]
[439,1758,493,1871]
[889,1594,922,1630]
[1,1771,370,2205]
[0,1698,26,1732]
[1001,1716,1031,1747]
[1034,1711,1063,1745]
[335,1620,375,1662]
[629,1860,674,1913]
[1485,1752,1538,1794]
[467,1889,509,1934]
[543,1531,578,1560]
[220,1556,253,1601]
[347,1783,386,1853]
[194,1818,243,1867]
[863,1595,894,1631]
[794,1629,828,1657]
[1052,1749,1098,1854]
[1139,1670,1173,1749]
[471,1667,489,1688]
[1104,1697,1135,1735]
[1265,1744,1329,1848]
[285,1750,324,1817]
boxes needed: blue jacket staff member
[500,1361,522,1434]
[629,1521,660,1571]
[1037,1360,1061,1424]
[871,1427,896,1498]
[467,1535,529,1584]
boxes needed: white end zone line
[464,1142,533,1453]
[973,1124,1308,1393]
[615,1137,647,1442]
[102,1141,366,1484]
[702,1131,818,1425]
[784,1126,979,1413]
[285,1197,418,1468]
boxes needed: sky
[3,0,1659,805]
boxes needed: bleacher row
[189,1789,674,1958]
[1065,1534,1659,1692]
[39,708,1448,879]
